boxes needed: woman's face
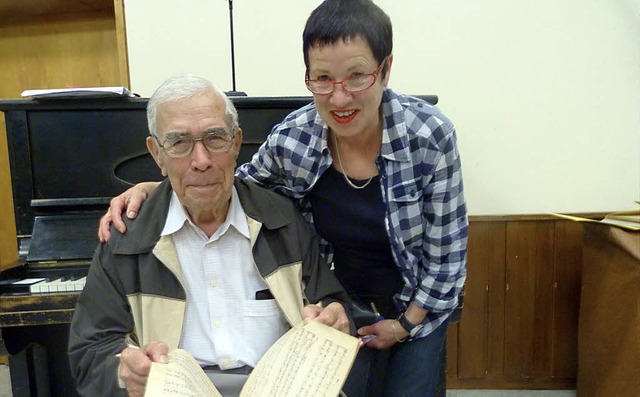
[307,36,391,139]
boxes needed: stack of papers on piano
[21,86,136,99]
[551,205,640,231]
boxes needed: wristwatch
[397,313,422,337]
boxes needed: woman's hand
[98,181,160,242]
[356,319,409,349]
[357,302,426,348]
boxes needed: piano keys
[0,261,89,325]
[0,276,87,294]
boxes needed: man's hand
[118,341,169,397]
[302,302,350,334]
[98,182,160,242]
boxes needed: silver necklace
[332,132,374,190]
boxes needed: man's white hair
[147,74,239,138]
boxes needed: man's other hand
[302,302,350,334]
[118,341,169,397]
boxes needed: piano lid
[27,214,100,262]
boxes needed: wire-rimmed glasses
[154,128,235,158]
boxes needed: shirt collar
[161,187,250,239]
[379,88,411,162]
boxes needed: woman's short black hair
[303,0,393,77]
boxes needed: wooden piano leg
[2,324,79,397]
[8,343,51,397]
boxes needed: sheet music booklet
[144,320,361,397]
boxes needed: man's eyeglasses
[154,129,235,158]
[305,58,387,95]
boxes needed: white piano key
[72,277,87,291]
[41,278,63,293]
[28,279,47,293]
[60,279,76,292]
[59,278,78,292]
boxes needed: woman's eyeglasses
[305,58,387,95]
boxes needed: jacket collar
[108,178,290,255]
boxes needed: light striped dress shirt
[161,188,288,369]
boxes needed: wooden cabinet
[577,224,640,396]
[447,217,585,389]
[0,0,129,271]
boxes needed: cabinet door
[448,218,582,389]
[455,221,506,380]
[503,220,581,384]
[504,221,555,380]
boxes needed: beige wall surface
[123,0,640,215]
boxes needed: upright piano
[0,94,438,396]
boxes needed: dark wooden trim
[0,293,78,327]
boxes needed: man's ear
[146,136,168,176]
[234,128,243,158]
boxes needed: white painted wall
[123,0,640,215]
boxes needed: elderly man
[68,74,352,397]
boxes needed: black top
[308,166,402,301]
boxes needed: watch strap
[398,313,419,335]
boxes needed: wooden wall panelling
[550,220,583,379]
[448,221,508,388]
[448,217,584,389]
[460,221,506,379]
[504,220,555,381]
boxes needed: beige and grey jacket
[68,178,351,396]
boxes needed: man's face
[147,92,242,220]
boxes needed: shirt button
[209,279,217,287]
[222,359,230,366]
[214,320,222,328]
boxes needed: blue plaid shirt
[236,88,468,338]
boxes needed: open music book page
[145,348,222,397]
[144,320,361,397]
